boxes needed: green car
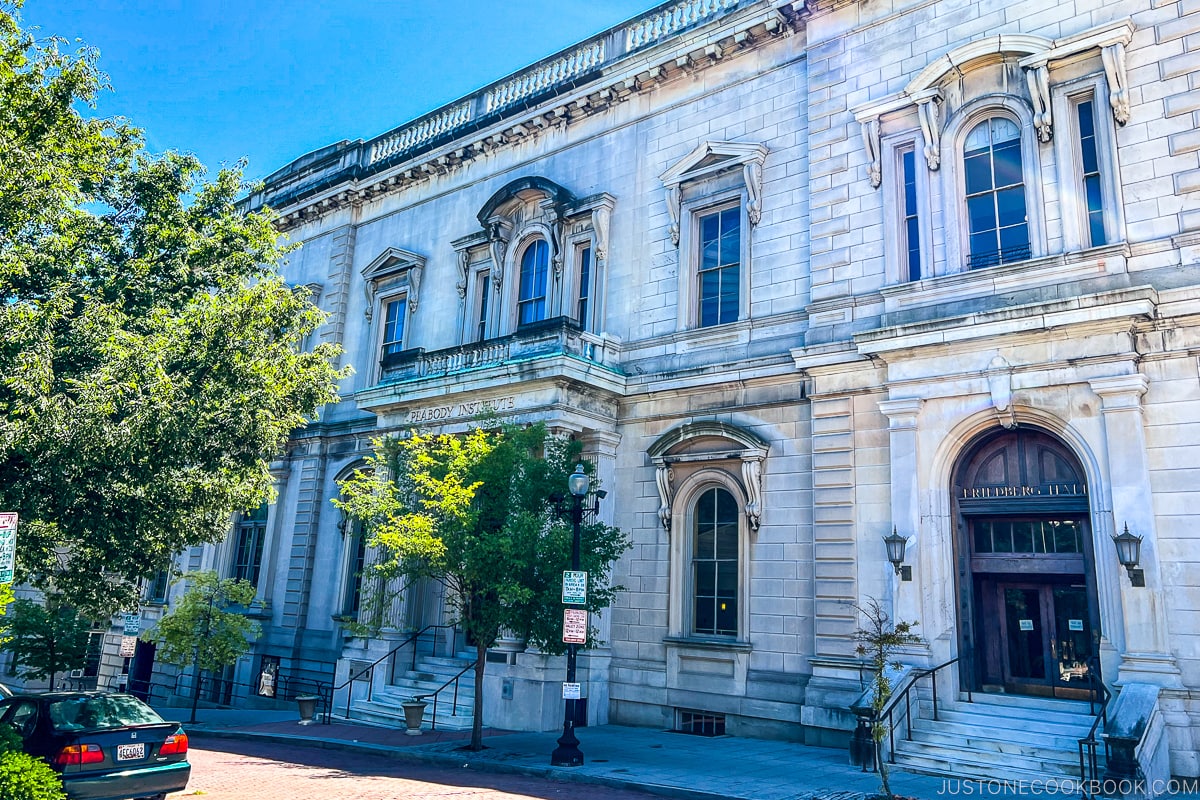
[0,692,190,800]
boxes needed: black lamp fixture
[1112,523,1145,587]
[883,527,912,581]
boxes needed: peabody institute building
[112,0,1200,784]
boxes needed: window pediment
[362,247,425,321]
[660,141,768,246]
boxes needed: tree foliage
[0,596,90,690]
[853,598,921,800]
[336,423,630,749]
[0,4,346,613]
[144,571,259,673]
[0,751,66,800]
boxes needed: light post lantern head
[883,527,908,577]
[568,464,590,498]
[1112,523,1144,586]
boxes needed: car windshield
[48,695,164,732]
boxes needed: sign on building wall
[0,513,17,584]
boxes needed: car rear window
[48,695,164,732]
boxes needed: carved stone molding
[915,91,941,171]
[1026,64,1052,142]
[486,220,512,291]
[592,204,611,263]
[740,456,764,532]
[1101,42,1130,125]
[659,141,770,247]
[655,463,674,532]
[859,117,882,189]
[361,247,426,321]
[986,355,1017,429]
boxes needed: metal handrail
[1078,657,1112,800]
[875,655,963,764]
[413,658,479,731]
[333,623,456,723]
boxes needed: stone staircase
[347,651,478,732]
[892,693,1104,783]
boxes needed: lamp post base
[550,723,584,767]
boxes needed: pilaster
[877,397,924,633]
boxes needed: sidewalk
[168,706,951,800]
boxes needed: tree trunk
[468,640,487,751]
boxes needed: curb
[189,728,752,800]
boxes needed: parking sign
[0,513,17,584]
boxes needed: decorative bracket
[665,185,682,246]
[1101,42,1130,125]
[1026,64,1053,142]
[456,249,470,299]
[860,117,882,189]
[741,456,764,532]
[655,462,674,533]
[744,161,764,225]
[915,91,942,170]
[592,204,611,263]
[486,219,512,291]
[986,355,1017,429]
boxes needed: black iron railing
[332,623,457,724]
[413,657,478,731]
[875,656,964,764]
[1078,657,1112,800]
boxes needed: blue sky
[22,1,652,182]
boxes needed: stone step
[932,705,1093,734]
[893,740,1092,782]
[376,683,475,707]
[907,725,1088,759]
[349,698,474,732]
[963,692,1099,716]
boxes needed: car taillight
[159,731,188,755]
[54,744,104,766]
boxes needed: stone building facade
[142,0,1200,781]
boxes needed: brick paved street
[172,741,664,800]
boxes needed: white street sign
[119,636,137,658]
[562,570,587,605]
[0,513,17,585]
[562,608,588,644]
[562,682,581,699]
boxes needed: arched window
[964,118,1029,269]
[517,239,549,326]
[692,486,739,637]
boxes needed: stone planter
[295,695,319,726]
[402,700,427,735]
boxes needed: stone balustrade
[380,317,618,385]
[626,0,740,51]
[368,101,473,165]
[485,42,606,114]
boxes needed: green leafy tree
[0,596,90,690]
[336,423,629,751]
[853,598,921,800]
[0,4,346,614]
[142,571,260,723]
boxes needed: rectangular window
[1076,100,1107,248]
[145,568,171,604]
[476,272,490,341]
[577,246,592,329]
[344,530,367,617]
[697,206,740,328]
[902,150,922,281]
[232,504,268,588]
[382,298,406,357]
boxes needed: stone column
[579,429,621,727]
[256,459,292,609]
[877,398,924,634]
[1088,375,1182,688]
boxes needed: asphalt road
[171,741,666,800]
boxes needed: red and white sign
[562,608,588,644]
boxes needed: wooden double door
[974,573,1097,697]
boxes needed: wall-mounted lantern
[1112,523,1144,587]
[883,527,912,581]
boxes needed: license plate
[116,743,145,761]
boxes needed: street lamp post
[551,464,591,767]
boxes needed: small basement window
[675,709,726,737]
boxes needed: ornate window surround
[660,141,767,331]
[361,247,425,322]
[458,178,615,341]
[881,135,933,284]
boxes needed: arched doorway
[953,427,1101,698]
